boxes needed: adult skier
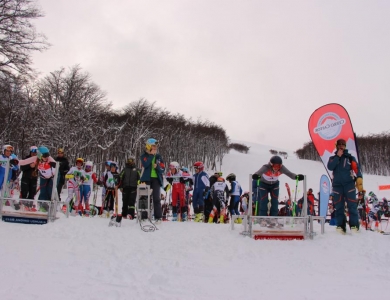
[55,148,70,201]
[252,155,304,217]
[327,138,363,233]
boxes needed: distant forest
[294,133,390,176]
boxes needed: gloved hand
[10,159,18,166]
[296,174,304,181]
[167,178,173,184]
[252,174,259,180]
[356,177,363,192]
[163,184,171,192]
[179,177,185,184]
[80,176,85,181]
[49,162,56,168]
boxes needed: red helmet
[193,161,204,171]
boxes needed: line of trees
[0,66,230,174]
[294,133,390,176]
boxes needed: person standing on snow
[20,146,39,202]
[37,146,57,211]
[327,138,363,234]
[192,161,210,222]
[102,162,120,216]
[252,155,304,217]
[55,148,69,201]
[140,138,165,223]
[166,161,191,221]
[0,145,17,193]
[118,157,140,221]
[226,173,243,223]
[65,158,86,215]
[208,176,229,223]
[82,161,98,215]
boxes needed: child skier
[208,177,229,223]
[82,161,98,215]
[252,155,304,216]
[65,158,86,215]
[226,173,243,224]
[103,162,120,216]
[192,161,210,222]
[166,161,191,221]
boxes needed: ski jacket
[66,167,86,185]
[21,155,38,181]
[105,171,120,189]
[229,180,242,196]
[83,170,98,187]
[55,156,70,176]
[193,171,210,192]
[38,158,56,179]
[327,149,362,186]
[211,180,229,204]
[0,154,13,189]
[140,152,165,186]
[253,164,297,185]
[119,166,140,188]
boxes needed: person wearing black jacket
[20,146,39,202]
[118,158,140,221]
[55,148,70,200]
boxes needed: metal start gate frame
[0,157,63,224]
[230,174,325,240]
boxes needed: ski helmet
[76,158,84,165]
[217,177,225,182]
[336,139,346,147]
[226,173,236,181]
[145,138,159,151]
[85,161,93,168]
[57,148,64,154]
[126,157,136,166]
[169,161,180,169]
[29,146,38,153]
[214,171,223,177]
[2,144,13,153]
[110,162,117,169]
[193,161,204,171]
[270,156,283,169]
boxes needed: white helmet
[85,161,93,168]
[169,161,180,169]
[2,144,13,153]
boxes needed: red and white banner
[378,185,390,191]
[308,103,358,179]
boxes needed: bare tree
[0,0,49,77]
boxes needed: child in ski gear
[208,177,229,223]
[55,148,70,201]
[103,162,120,215]
[20,146,38,203]
[166,161,190,221]
[204,171,221,223]
[0,145,15,192]
[181,166,193,215]
[99,161,111,204]
[192,161,210,222]
[36,146,57,210]
[327,138,363,233]
[306,188,317,216]
[239,192,250,215]
[65,158,86,214]
[226,173,243,223]
[82,161,98,214]
[140,138,165,222]
[118,157,140,220]
[252,155,303,216]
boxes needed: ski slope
[1,142,390,300]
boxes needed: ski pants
[144,178,162,219]
[38,177,53,201]
[332,182,359,227]
[171,183,186,208]
[122,186,137,218]
[66,181,80,205]
[192,188,205,214]
[21,178,37,200]
[257,181,279,216]
[80,184,91,208]
[57,174,65,200]
[103,188,115,211]
[229,195,240,215]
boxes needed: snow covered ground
[1,142,390,300]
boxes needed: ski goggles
[215,172,223,176]
[42,153,50,158]
[146,138,159,146]
[30,148,37,153]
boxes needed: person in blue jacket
[140,138,165,222]
[327,138,363,234]
[0,145,17,193]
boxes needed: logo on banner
[313,112,346,140]
[321,180,329,194]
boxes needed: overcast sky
[32,0,390,151]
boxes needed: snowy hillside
[1,141,390,300]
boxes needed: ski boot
[172,213,178,221]
[194,213,203,222]
[181,212,187,222]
